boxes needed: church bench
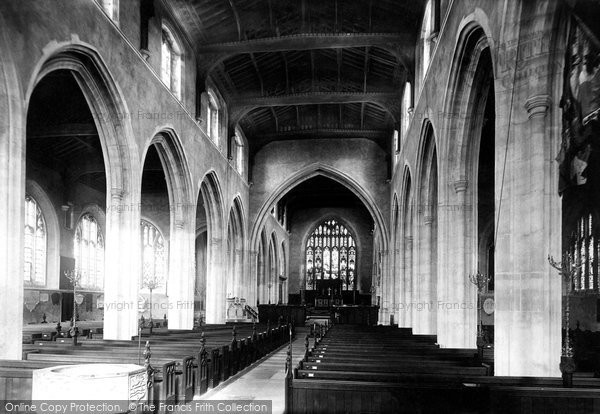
[311,345,477,357]
[296,369,489,384]
[305,352,477,364]
[286,378,469,414]
[0,367,33,401]
[300,360,488,375]
[488,385,600,414]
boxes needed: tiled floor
[198,328,312,414]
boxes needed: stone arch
[226,196,245,301]
[267,232,278,304]
[414,120,438,335]
[396,165,414,328]
[141,129,195,329]
[251,163,388,257]
[436,23,495,348]
[25,41,141,341]
[199,171,226,323]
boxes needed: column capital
[174,220,185,230]
[524,94,551,119]
[423,215,433,225]
[110,187,124,201]
[452,179,468,193]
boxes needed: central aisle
[198,327,312,414]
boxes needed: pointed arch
[251,163,388,255]
[25,41,141,341]
[199,171,226,323]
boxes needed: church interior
[1,0,600,412]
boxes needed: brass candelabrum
[469,271,491,346]
[548,253,584,358]
[63,269,83,345]
[548,252,584,387]
[142,263,163,335]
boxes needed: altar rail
[258,304,306,327]
[330,305,379,325]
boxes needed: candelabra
[63,269,83,345]
[142,263,163,335]
[469,271,491,354]
[548,252,584,387]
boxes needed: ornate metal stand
[63,269,82,346]
[548,253,583,387]
[469,271,491,360]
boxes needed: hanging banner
[559,15,600,193]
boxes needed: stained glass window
[141,220,167,293]
[571,213,598,291]
[305,219,357,290]
[24,195,47,286]
[74,214,104,290]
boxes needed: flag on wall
[559,15,600,193]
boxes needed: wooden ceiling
[166,0,428,158]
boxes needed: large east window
[161,25,182,99]
[141,220,167,293]
[24,195,47,286]
[74,214,104,290]
[305,219,356,290]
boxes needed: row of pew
[285,325,600,414]
[2,322,293,411]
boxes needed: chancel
[1,0,600,413]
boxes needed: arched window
[161,25,182,99]
[305,219,357,290]
[74,214,104,290]
[421,0,434,81]
[234,130,244,176]
[571,213,599,291]
[401,83,412,141]
[141,220,167,293]
[24,195,47,286]
[99,0,119,22]
[207,91,220,145]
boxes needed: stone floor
[198,327,312,414]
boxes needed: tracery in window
[74,214,104,290]
[571,213,599,291]
[161,25,182,99]
[24,195,47,286]
[141,220,167,293]
[305,219,356,290]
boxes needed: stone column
[402,236,414,328]
[167,219,195,329]
[104,188,140,340]
[415,214,436,335]
[0,96,24,359]
[248,250,258,307]
[380,249,391,324]
[205,236,225,323]
[495,95,561,376]
[437,179,477,348]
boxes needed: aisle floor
[197,328,312,414]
